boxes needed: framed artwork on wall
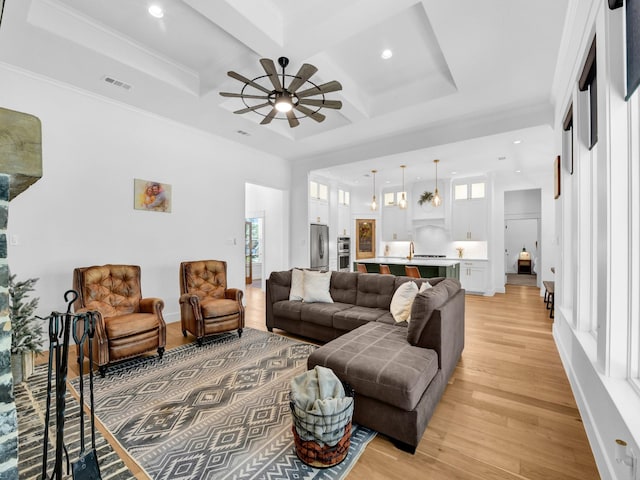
[134,178,172,213]
[355,219,376,259]
[554,156,561,199]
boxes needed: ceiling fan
[219,57,343,128]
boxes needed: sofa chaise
[266,270,465,452]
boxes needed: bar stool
[356,264,368,273]
[405,266,421,278]
[379,265,391,274]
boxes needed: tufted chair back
[180,260,228,300]
[179,259,244,345]
[74,264,142,316]
[72,263,166,377]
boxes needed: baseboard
[553,326,609,478]
[552,319,639,480]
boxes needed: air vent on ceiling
[236,130,251,136]
[103,76,132,91]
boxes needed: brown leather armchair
[73,264,166,377]
[179,260,244,345]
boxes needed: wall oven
[337,236,351,271]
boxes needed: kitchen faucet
[407,241,414,260]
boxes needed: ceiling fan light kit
[220,57,343,128]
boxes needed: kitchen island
[355,257,460,280]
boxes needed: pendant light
[432,159,442,207]
[370,169,378,211]
[398,165,408,209]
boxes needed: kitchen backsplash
[382,240,488,259]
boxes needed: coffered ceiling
[0,0,569,185]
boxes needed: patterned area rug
[70,328,376,480]
[15,366,133,479]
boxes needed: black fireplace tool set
[40,289,102,479]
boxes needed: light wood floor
[43,285,599,480]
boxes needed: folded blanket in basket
[290,366,354,447]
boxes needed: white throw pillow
[289,268,305,301]
[302,270,334,303]
[390,281,419,323]
[419,281,433,293]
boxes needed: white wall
[1,64,290,324]
[549,1,640,478]
[245,182,289,289]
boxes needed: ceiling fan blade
[296,80,343,99]
[259,58,282,91]
[233,102,271,114]
[286,63,318,93]
[286,110,300,128]
[220,92,269,100]
[260,108,278,125]
[298,98,342,109]
[295,104,326,123]
[227,71,272,95]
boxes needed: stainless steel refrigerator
[310,224,329,271]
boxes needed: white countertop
[358,257,460,267]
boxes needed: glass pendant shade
[431,159,441,207]
[370,169,378,211]
[398,165,408,209]
[432,188,442,207]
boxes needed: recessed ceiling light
[515,169,521,173]
[381,49,393,60]
[451,171,457,175]
[415,176,421,180]
[385,180,390,184]
[148,5,164,18]
[513,140,522,144]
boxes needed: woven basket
[289,384,354,468]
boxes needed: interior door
[245,220,252,284]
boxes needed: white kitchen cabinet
[309,198,329,224]
[337,203,351,237]
[382,202,410,241]
[452,179,487,241]
[459,260,488,294]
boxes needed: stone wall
[0,174,16,479]
[0,107,42,479]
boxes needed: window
[309,180,328,201]
[454,184,468,200]
[470,183,485,199]
[579,37,597,149]
[318,183,328,201]
[384,192,395,206]
[630,90,640,390]
[338,189,350,205]
[454,182,485,200]
[563,104,574,174]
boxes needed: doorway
[504,189,541,287]
[245,183,288,290]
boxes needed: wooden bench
[543,280,555,319]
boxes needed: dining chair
[379,265,391,274]
[356,263,368,273]
[405,265,421,278]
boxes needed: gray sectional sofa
[266,270,465,452]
